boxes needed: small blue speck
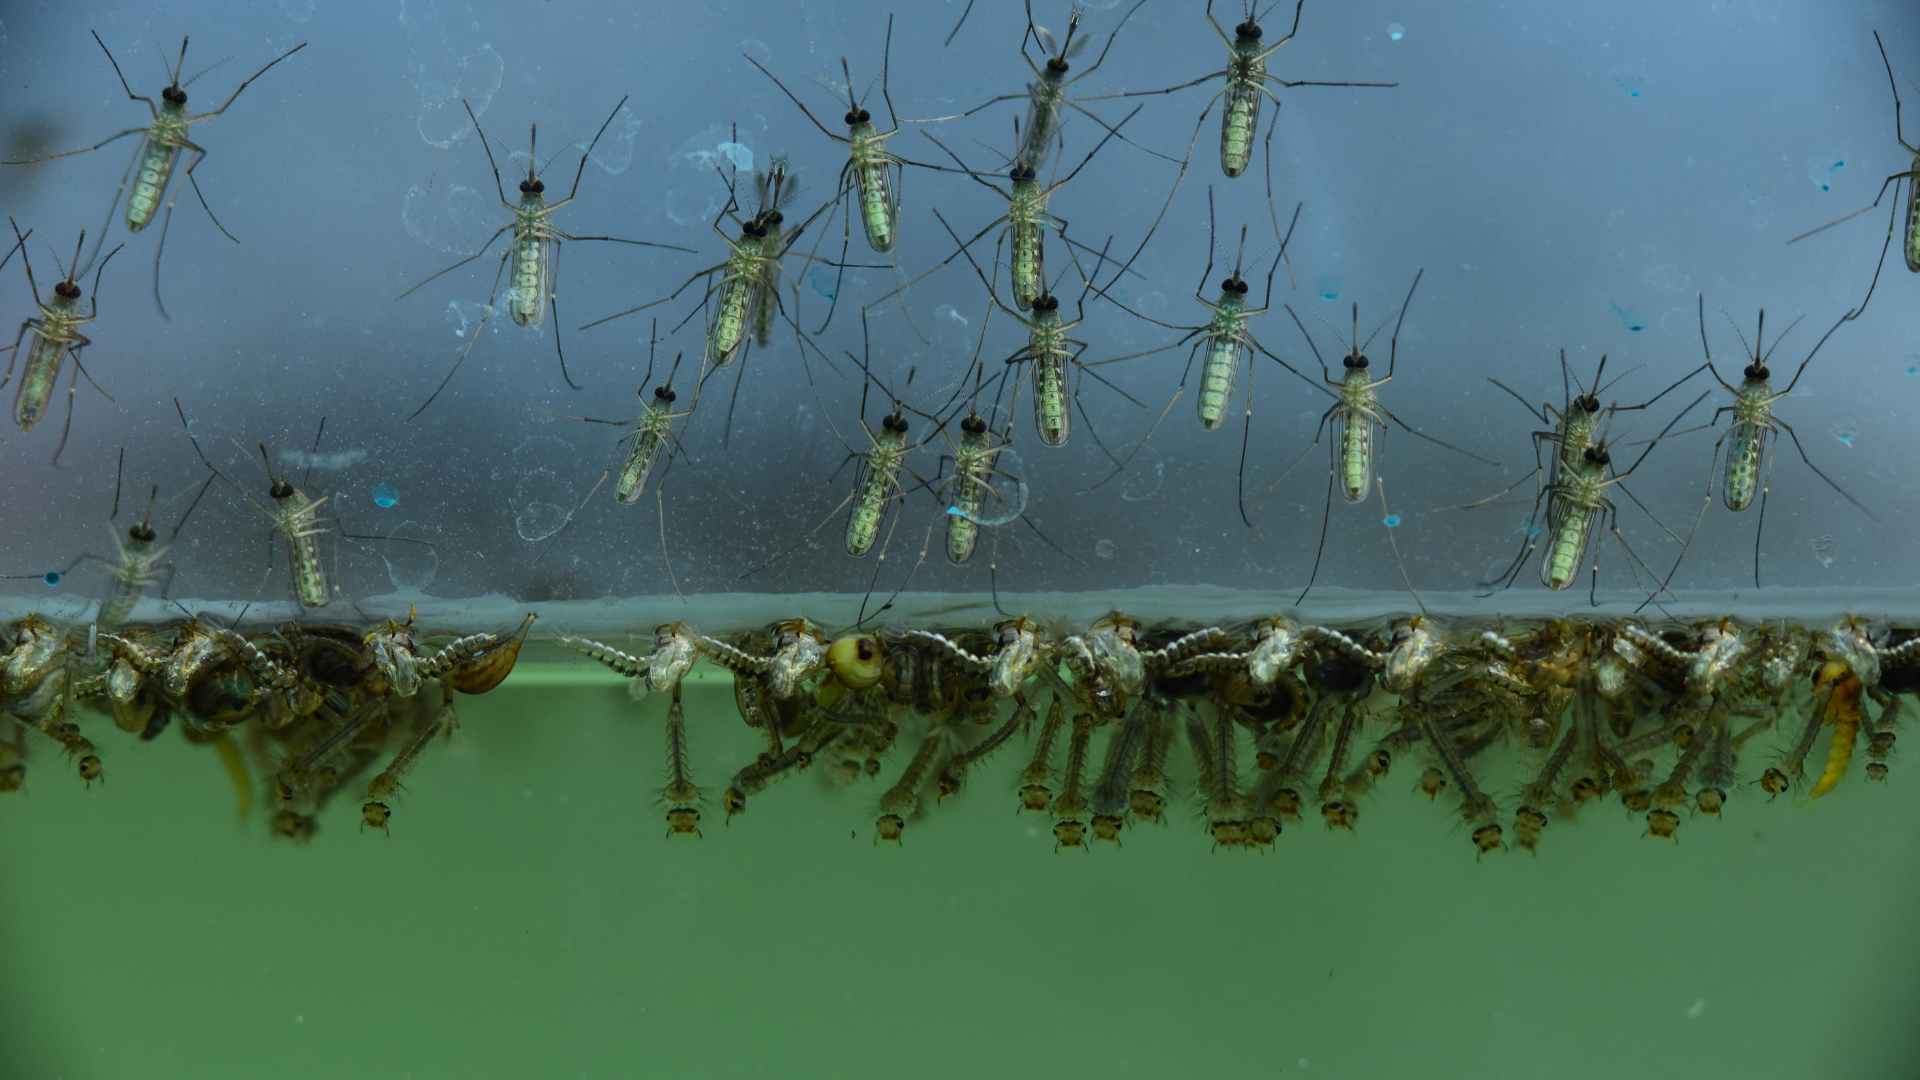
[1609,302,1646,333]
[1381,514,1401,529]
[1836,433,1855,448]
[1527,525,1544,540]
[808,266,838,301]
[372,482,399,509]
[41,571,61,588]
[945,505,964,517]
[1319,290,1339,302]
[1387,22,1405,42]
[1906,365,1917,376]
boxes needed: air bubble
[717,141,755,173]
[446,299,495,340]
[41,571,60,588]
[1094,538,1117,559]
[280,0,316,22]
[412,45,505,149]
[1316,276,1341,302]
[371,520,440,592]
[808,266,839,301]
[1120,450,1165,503]
[739,38,773,65]
[401,182,490,255]
[1810,535,1836,569]
[1387,22,1406,41]
[1831,420,1857,448]
[511,438,582,543]
[1381,513,1401,529]
[372,483,399,509]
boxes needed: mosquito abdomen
[709,271,755,367]
[1906,152,1920,273]
[509,230,547,327]
[1198,333,1241,430]
[1221,78,1263,178]
[857,160,895,253]
[12,332,66,431]
[127,136,179,232]
[1032,353,1071,447]
[1722,420,1763,512]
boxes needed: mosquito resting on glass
[1,449,214,634]
[868,102,1150,325]
[921,0,1177,175]
[1452,349,1705,595]
[1278,270,1501,606]
[1648,296,1872,592]
[1787,30,1918,322]
[931,209,1147,456]
[3,219,125,464]
[0,33,307,319]
[1081,188,1307,526]
[397,97,698,418]
[1082,1,1396,184]
[746,15,993,334]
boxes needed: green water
[6,664,1919,1079]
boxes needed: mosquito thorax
[54,280,81,302]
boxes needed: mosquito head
[764,209,785,227]
[1010,162,1037,183]
[162,84,187,106]
[1576,392,1601,415]
[742,218,767,240]
[1236,20,1264,41]
[519,178,545,196]
[269,478,295,501]
[961,414,988,436]
[1046,54,1070,74]
[1343,350,1368,371]
[1222,275,1249,295]
[1584,443,1612,468]
[1035,293,1060,313]
[652,385,677,405]
[53,280,81,302]
[1743,361,1770,382]
[882,412,909,435]
[128,520,157,545]
[844,108,871,126]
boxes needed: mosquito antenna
[527,122,539,183]
[171,474,216,542]
[841,56,859,111]
[171,36,190,87]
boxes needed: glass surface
[3,0,1919,1076]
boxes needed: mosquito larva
[1019,693,1068,812]
[1128,697,1174,823]
[362,688,454,835]
[662,687,702,839]
[1652,703,1719,809]
[939,696,1029,801]
[876,722,951,844]
[1810,660,1865,799]
[1089,703,1149,843]
[1049,711,1096,851]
